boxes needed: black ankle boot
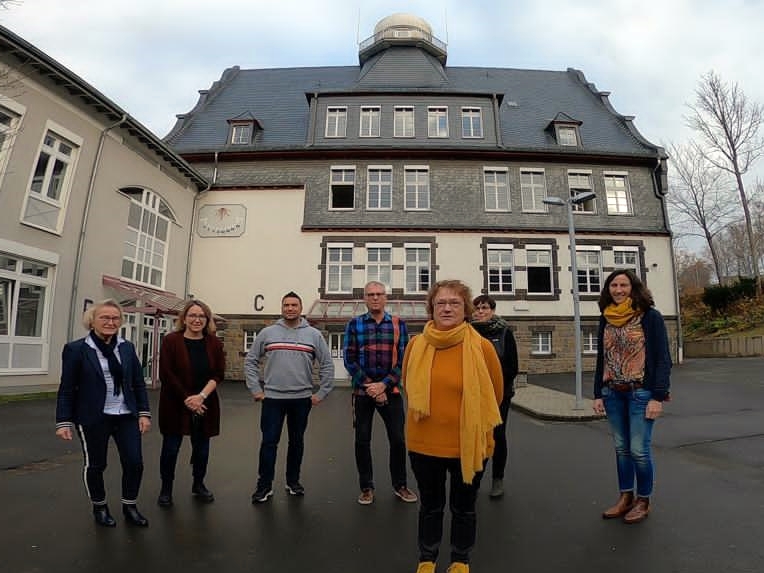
[122,504,149,527]
[157,481,173,508]
[93,504,116,527]
[192,480,215,503]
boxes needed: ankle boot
[602,492,634,519]
[157,481,173,507]
[92,504,116,527]
[192,480,215,503]
[623,497,650,524]
[122,504,149,527]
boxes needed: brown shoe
[394,486,418,503]
[623,497,650,524]
[357,489,374,505]
[602,492,634,519]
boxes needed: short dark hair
[472,294,496,310]
[282,291,302,304]
[598,269,654,312]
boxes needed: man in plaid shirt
[343,281,418,505]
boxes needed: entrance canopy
[306,299,429,322]
[102,275,186,315]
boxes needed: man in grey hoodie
[245,291,334,503]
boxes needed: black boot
[192,480,215,503]
[93,504,116,527]
[122,504,149,527]
[157,481,173,508]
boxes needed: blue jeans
[257,397,312,489]
[602,386,655,497]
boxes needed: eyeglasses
[97,315,121,323]
[187,314,207,321]
[434,300,464,308]
[475,305,492,311]
[365,292,386,298]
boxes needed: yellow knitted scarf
[405,320,502,483]
[603,298,640,327]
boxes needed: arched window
[120,187,174,288]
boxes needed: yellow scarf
[405,320,502,483]
[603,298,639,327]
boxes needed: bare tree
[666,142,735,281]
[686,71,764,293]
[675,249,713,293]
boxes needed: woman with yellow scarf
[403,280,503,573]
[592,270,672,524]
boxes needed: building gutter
[184,152,216,297]
[67,114,128,340]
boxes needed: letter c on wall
[254,295,265,312]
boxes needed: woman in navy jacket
[157,299,224,507]
[55,299,151,527]
[592,270,672,524]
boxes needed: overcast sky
[2,0,763,153]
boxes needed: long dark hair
[598,269,654,312]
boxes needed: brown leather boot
[602,492,634,519]
[623,497,650,524]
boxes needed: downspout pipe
[67,114,128,340]
[184,152,216,297]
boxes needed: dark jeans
[257,397,312,489]
[76,414,143,505]
[353,392,408,490]
[491,397,511,479]
[160,420,211,486]
[409,452,485,565]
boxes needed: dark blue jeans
[160,420,211,484]
[76,414,143,505]
[353,392,408,490]
[409,452,485,565]
[257,397,312,489]
[602,386,656,497]
[491,397,511,479]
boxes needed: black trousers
[491,397,512,479]
[257,397,312,489]
[160,419,211,485]
[353,392,408,490]
[409,452,485,565]
[76,414,143,505]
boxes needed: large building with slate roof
[166,13,679,380]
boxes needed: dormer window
[226,112,261,145]
[547,113,582,147]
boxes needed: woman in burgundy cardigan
[157,299,225,507]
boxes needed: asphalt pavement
[1,357,763,573]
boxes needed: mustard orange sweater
[403,337,503,458]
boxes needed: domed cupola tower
[358,13,447,65]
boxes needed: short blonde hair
[175,299,217,335]
[82,299,123,331]
[425,279,475,319]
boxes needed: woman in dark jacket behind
[157,299,224,507]
[592,269,672,524]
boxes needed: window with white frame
[487,245,513,293]
[330,166,355,209]
[394,106,415,137]
[531,331,552,355]
[0,252,53,372]
[604,173,632,214]
[568,172,595,213]
[120,188,174,288]
[404,167,430,210]
[0,101,23,183]
[582,327,598,354]
[367,167,392,210]
[613,247,640,276]
[520,169,547,212]
[326,245,353,293]
[462,107,483,138]
[484,168,510,211]
[427,107,448,138]
[359,106,381,137]
[243,329,257,352]
[230,123,252,145]
[405,246,431,293]
[366,246,391,287]
[325,107,347,138]
[556,125,578,146]
[576,249,602,294]
[526,246,553,294]
[23,127,81,233]
[329,332,345,359]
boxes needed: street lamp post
[542,191,596,410]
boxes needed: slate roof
[165,45,663,160]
